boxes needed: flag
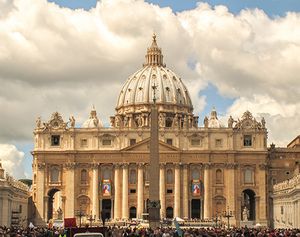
[174,218,183,237]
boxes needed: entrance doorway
[101,199,112,219]
[242,189,256,220]
[47,188,60,221]
[129,207,137,219]
[166,207,173,219]
[191,199,201,219]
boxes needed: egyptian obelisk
[148,82,161,228]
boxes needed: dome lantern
[143,33,165,67]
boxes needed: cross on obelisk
[148,83,161,228]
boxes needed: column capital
[90,162,100,169]
[225,163,238,169]
[114,163,122,169]
[122,163,129,169]
[64,162,77,170]
[203,163,212,169]
[174,163,181,169]
[159,163,166,169]
[182,163,189,169]
[137,163,145,169]
[37,162,46,170]
[258,163,268,170]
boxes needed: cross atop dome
[144,34,166,67]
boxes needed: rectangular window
[130,139,136,146]
[281,206,284,215]
[244,135,252,146]
[215,139,222,148]
[130,189,136,194]
[191,139,201,146]
[244,169,253,184]
[166,139,173,146]
[80,139,88,147]
[167,189,173,194]
[51,135,60,146]
[102,139,112,146]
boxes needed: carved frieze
[259,163,268,170]
[64,162,77,170]
[37,163,46,170]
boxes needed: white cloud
[0,144,26,179]
[0,0,298,152]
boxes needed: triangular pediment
[121,138,179,152]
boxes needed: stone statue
[228,115,234,128]
[110,116,115,127]
[57,207,63,220]
[242,206,249,221]
[204,116,208,128]
[36,117,42,129]
[123,116,128,127]
[93,116,99,127]
[261,117,266,129]
[115,116,121,127]
[69,116,75,128]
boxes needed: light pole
[87,211,96,227]
[75,206,85,227]
[223,206,234,229]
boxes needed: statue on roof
[36,116,42,129]
[204,116,208,128]
[228,115,234,128]
[261,117,266,129]
[69,116,75,128]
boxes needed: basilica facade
[31,35,299,227]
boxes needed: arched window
[50,167,59,183]
[192,168,200,180]
[129,206,137,219]
[216,169,223,184]
[81,169,88,183]
[129,169,136,184]
[244,168,253,184]
[166,207,174,218]
[166,169,173,184]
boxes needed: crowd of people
[1,225,300,237]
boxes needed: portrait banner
[102,180,111,196]
[192,181,201,196]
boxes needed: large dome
[116,34,193,115]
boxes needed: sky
[0,0,300,179]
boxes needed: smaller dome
[82,107,103,128]
[208,108,222,128]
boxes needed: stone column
[92,163,99,219]
[258,164,267,225]
[174,163,181,218]
[226,163,236,225]
[204,163,211,219]
[183,164,189,219]
[64,162,76,218]
[114,164,121,220]
[36,162,46,224]
[159,163,166,219]
[137,163,144,219]
[122,164,129,219]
